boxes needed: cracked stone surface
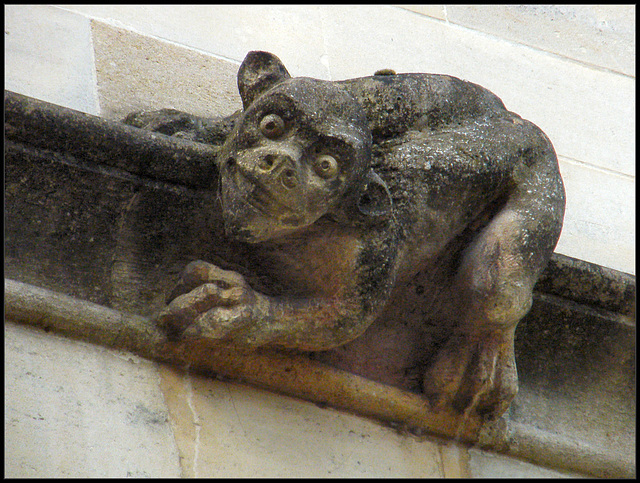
[157,364,445,478]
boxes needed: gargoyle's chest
[248,226,363,299]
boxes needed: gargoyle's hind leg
[424,143,565,419]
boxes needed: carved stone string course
[4,279,482,444]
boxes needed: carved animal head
[218,51,392,242]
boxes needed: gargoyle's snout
[256,153,299,189]
[230,144,302,192]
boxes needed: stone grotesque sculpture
[126,51,565,419]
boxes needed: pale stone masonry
[6,322,447,478]
[4,5,634,478]
[6,321,584,478]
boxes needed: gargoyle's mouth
[221,166,314,242]
[246,185,278,214]
[231,169,297,216]
[244,191,306,228]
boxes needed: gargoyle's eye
[313,154,339,179]
[259,114,285,139]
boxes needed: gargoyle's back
[339,73,508,141]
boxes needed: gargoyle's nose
[256,153,299,189]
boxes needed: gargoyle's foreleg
[157,260,390,352]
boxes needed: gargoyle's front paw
[123,108,197,139]
[166,260,248,303]
[423,329,518,420]
[157,261,260,342]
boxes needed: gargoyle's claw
[423,329,518,420]
[157,282,225,337]
[168,260,248,303]
[157,279,253,339]
[181,304,254,341]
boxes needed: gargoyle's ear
[357,170,392,220]
[238,51,291,109]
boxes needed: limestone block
[158,365,446,478]
[4,322,181,478]
[468,448,585,478]
[91,21,241,120]
[315,6,634,178]
[555,157,635,274]
[444,5,635,77]
[56,5,332,79]
[4,5,99,114]
[397,5,447,21]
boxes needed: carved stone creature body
[126,51,565,419]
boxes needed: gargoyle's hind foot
[123,108,200,139]
[423,328,518,420]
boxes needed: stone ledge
[4,279,633,478]
[4,278,480,443]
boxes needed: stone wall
[5,5,634,478]
[6,321,583,478]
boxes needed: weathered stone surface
[157,365,445,477]
[535,252,635,317]
[511,293,635,474]
[4,278,482,446]
[125,51,567,423]
[468,448,584,478]
[4,5,634,478]
[4,322,181,478]
[91,21,241,121]
[6,277,630,477]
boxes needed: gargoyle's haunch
[126,51,565,419]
